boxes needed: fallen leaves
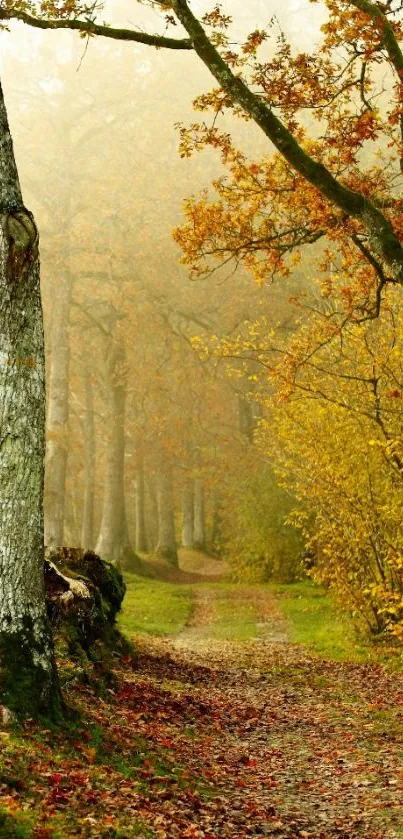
[0,588,402,837]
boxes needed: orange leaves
[202,6,232,30]
[175,125,338,284]
[172,0,403,305]
[241,29,268,57]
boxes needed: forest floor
[1,551,403,839]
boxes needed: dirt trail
[175,584,290,648]
[127,554,403,838]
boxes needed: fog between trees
[2,0,403,721]
[0,0,312,579]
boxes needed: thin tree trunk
[44,271,72,546]
[81,368,95,550]
[210,493,222,554]
[238,393,254,442]
[193,478,206,550]
[0,78,60,717]
[95,337,139,570]
[135,445,147,553]
[181,477,194,548]
[146,478,159,551]
[156,465,178,566]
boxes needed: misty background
[1,0,322,577]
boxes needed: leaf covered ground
[1,564,403,839]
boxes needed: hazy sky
[0,0,324,317]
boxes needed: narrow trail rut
[174,585,290,648]
[130,575,403,839]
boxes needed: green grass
[207,588,260,641]
[118,574,193,637]
[0,809,34,839]
[270,580,400,664]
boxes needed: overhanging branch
[170,0,403,283]
[0,8,192,50]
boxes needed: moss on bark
[0,615,61,719]
[45,547,131,666]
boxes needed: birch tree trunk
[181,477,194,548]
[0,79,60,716]
[81,368,95,550]
[44,271,72,545]
[95,338,140,570]
[155,465,178,566]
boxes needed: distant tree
[95,323,140,570]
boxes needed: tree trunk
[156,465,178,566]
[238,393,254,442]
[181,477,194,547]
[0,78,60,717]
[135,445,147,553]
[81,368,95,550]
[210,493,222,554]
[95,337,140,571]
[146,478,159,551]
[44,271,72,546]
[193,478,206,550]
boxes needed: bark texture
[45,547,126,655]
[0,78,60,717]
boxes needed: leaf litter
[0,586,402,838]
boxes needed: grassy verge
[118,574,193,638]
[206,585,261,641]
[271,581,401,665]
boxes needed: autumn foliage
[171,2,403,640]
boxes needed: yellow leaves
[246,285,403,638]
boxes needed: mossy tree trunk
[0,78,60,717]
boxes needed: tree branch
[348,0,403,169]
[348,0,403,74]
[6,0,403,284]
[170,0,403,283]
[0,8,192,50]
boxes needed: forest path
[118,554,403,838]
[174,580,290,648]
[7,555,403,839]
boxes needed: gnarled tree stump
[44,547,127,658]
